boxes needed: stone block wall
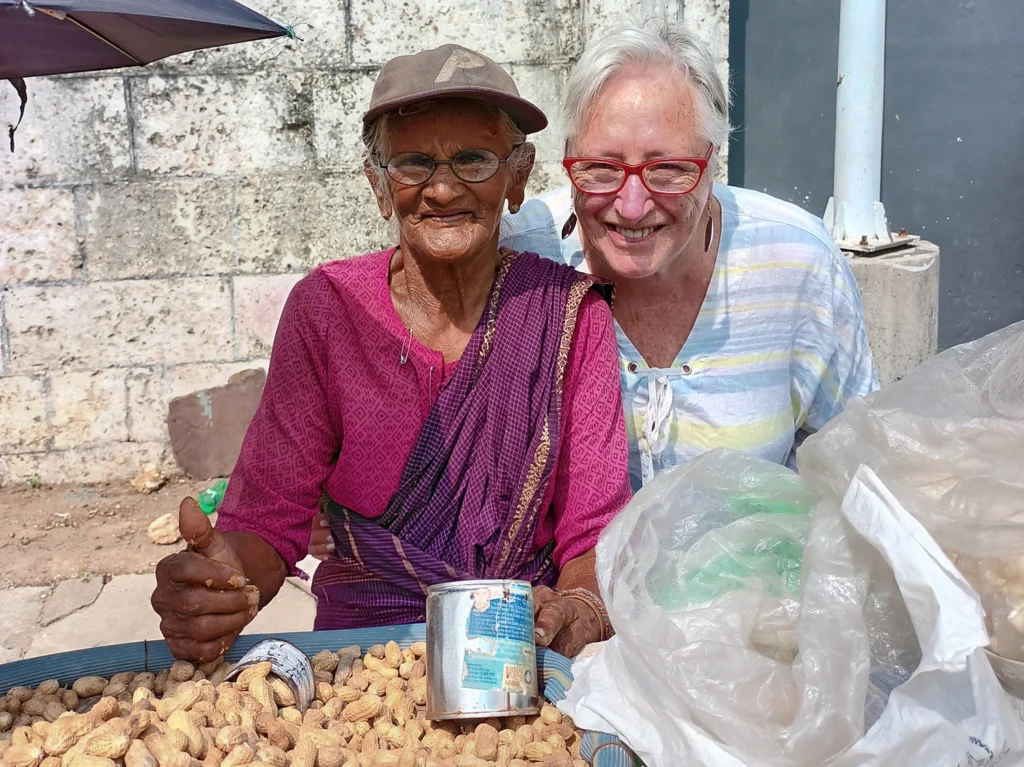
[0,0,729,485]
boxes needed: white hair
[362,99,532,195]
[564,19,731,165]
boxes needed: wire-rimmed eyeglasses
[381,146,522,186]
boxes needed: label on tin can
[461,582,536,695]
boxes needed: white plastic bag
[583,449,877,765]
[562,465,1024,766]
[798,321,1024,661]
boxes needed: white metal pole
[826,0,888,244]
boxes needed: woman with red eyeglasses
[500,19,879,492]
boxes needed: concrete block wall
[0,0,730,486]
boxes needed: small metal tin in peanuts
[426,579,540,720]
[225,638,315,713]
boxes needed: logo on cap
[434,48,486,84]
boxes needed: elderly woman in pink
[151,44,630,663]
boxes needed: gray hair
[362,99,533,195]
[564,19,731,165]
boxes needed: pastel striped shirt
[500,183,879,491]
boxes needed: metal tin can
[426,579,540,720]
[225,638,315,713]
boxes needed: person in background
[153,44,630,663]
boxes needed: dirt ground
[0,477,213,588]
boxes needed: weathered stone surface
[311,71,378,169]
[233,273,305,358]
[81,179,237,280]
[246,579,316,633]
[131,73,315,176]
[167,368,267,478]
[5,278,234,371]
[0,75,132,185]
[524,162,569,199]
[40,577,105,627]
[849,240,941,386]
[0,375,48,453]
[0,187,80,284]
[0,586,47,663]
[505,65,567,164]
[125,368,168,444]
[582,0,684,44]
[170,360,270,399]
[4,441,174,485]
[0,0,736,489]
[236,173,390,273]
[683,0,730,64]
[50,369,128,449]
[127,360,271,444]
[349,0,580,66]
[26,574,162,658]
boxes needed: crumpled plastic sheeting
[596,449,874,765]
[798,321,1024,659]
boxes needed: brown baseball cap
[362,44,548,135]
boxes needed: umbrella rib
[64,13,145,65]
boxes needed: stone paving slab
[0,587,47,663]
[41,576,104,627]
[13,574,316,661]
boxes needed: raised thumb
[179,497,246,581]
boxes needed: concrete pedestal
[847,240,940,385]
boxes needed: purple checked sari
[311,250,609,630]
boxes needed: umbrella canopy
[0,0,290,79]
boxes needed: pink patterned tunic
[216,248,631,583]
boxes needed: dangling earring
[509,202,521,214]
[703,200,714,252]
[561,211,578,240]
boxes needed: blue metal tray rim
[0,625,641,767]
[0,625,427,692]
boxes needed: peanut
[16,644,590,767]
[68,756,116,767]
[267,680,294,709]
[312,651,339,673]
[70,680,106,700]
[34,684,59,699]
[254,746,287,767]
[166,712,203,758]
[220,744,252,767]
[290,738,316,767]
[5,744,45,767]
[473,725,499,762]
[125,741,158,767]
[233,665,271,694]
[383,643,401,670]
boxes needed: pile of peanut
[0,642,587,767]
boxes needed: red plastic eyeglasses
[562,144,715,195]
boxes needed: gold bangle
[559,587,614,642]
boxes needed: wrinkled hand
[151,498,260,663]
[308,513,334,561]
[532,586,602,659]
